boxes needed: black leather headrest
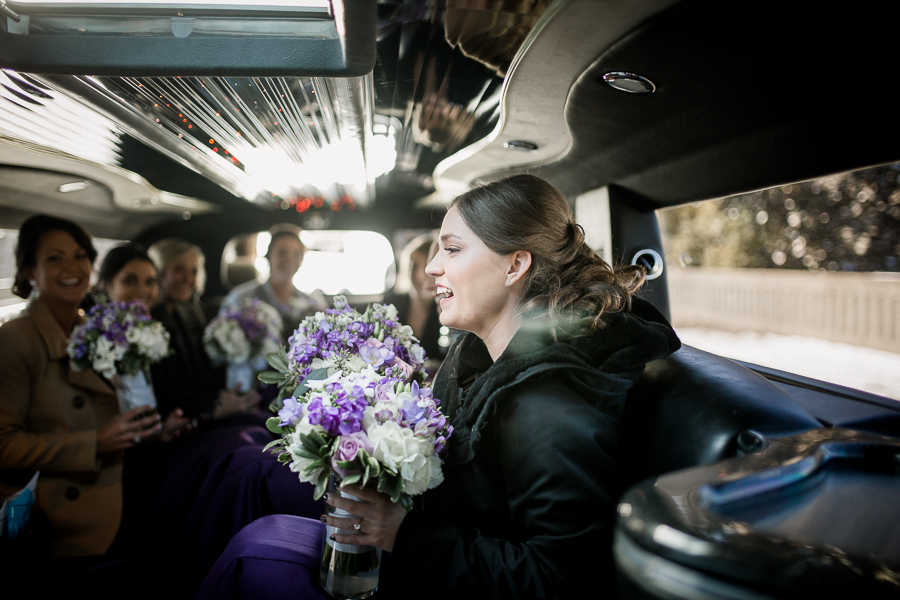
[621,345,821,483]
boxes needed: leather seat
[621,345,822,485]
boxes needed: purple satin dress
[196,515,331,600]
[122,425,324,592]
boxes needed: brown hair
[14,214,97,299]
[450,174,644,337]
[266,224,305,259]
[148,238,206,295]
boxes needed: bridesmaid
[0,215,159,558]
[98,242,323,593]
[147,238,260,423]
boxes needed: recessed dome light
[58,181,90,193]
[504,140,538,152]
[602,72,656,94]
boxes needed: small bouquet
[204,298,282,391]
[67,300,171,412]
[261,296,452,598]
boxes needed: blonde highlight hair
[148,238,206,296]
[450,174,645,337]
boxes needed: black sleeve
[388,379,624,600]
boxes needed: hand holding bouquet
[261,296,453,598]
[262,296,451,505]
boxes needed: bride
[201,174,680,599]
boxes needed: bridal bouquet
[67,300,171,411]
[262,296,449,503]
[204,298,282,391]
[261,296,452,598]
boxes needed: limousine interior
[1,0,899,597]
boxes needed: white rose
[367,421,433,492]
[142,326,170,361]
[126,327,141,344]
[425,454,444,490]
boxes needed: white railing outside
[667,268,900,354]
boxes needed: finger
[323,515,365,532]
[339,485,385,505]
[325,494,374,518]
[122,404,154,420]
[141,423,163,437]
[131,414,162,431]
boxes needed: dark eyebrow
[440,233,461,242]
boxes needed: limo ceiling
[1,0,898,235]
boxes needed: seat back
[621,345,822,484]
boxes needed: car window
[221,229,394,296]
[659,163,900,400]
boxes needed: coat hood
[433,297,681,465]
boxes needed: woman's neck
[480,309,523,363]
[44,297,80,336]
[268,277,295,304]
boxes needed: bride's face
[426,206,514,338]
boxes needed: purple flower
[331,431,374,476]
[359,341,394,368]
[278,397,305,427]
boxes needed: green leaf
[258,371,285,384]
[266,347,289,372]
[377,471,403,503]
[306,367,330,382]
[277,452,292,463]
[399,494,413,513]
[336,460,357,470]
[296,447,319,460]
[362,465,370,488]
[263,438,286,452]
[302,459,324,474]
[299,433,322,456]
[268,398,284,413]
[266,417,284,434]
[307,430,328,448]
[313,470,330,499]
[341,473,362,487]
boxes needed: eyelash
[444,246,459,254]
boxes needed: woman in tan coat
[0,215,160,557]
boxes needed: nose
[425,253,442,277]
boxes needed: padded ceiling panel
[539,0,900,207]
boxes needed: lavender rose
[332,431,374,477]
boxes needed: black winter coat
[381,299,680,599]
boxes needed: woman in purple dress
[96,243,323,594]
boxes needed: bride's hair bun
[450,174,644,337]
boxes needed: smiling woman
[0,214,161,557]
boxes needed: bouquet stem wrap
[116,370,157,414]
[319,476,381,599]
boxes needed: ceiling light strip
[296,78,328,146]
[267,77,319,156]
